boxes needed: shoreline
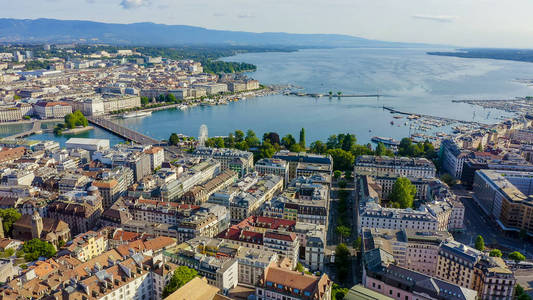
[59,126,94,135]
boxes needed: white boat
[122,111,152,119]
[178,105,188,110]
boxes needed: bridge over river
[87,116,160,145]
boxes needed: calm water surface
[5,48,533,146]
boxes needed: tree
[332,284,348,300]
[263,132,280,145]
[489,249,502,257]
[169,133,179,146]
[475,235,485,251]
[398,138,414,156]
[0,208,21,237]
[327,135,339,149]
[289,143,304,153]
[310,140,327,154]
[140,96,150,106]
[515,284,532,300]
[351,144,374,159]
[440,173,456,187]
[389,177,416,208]
[344,170,353,181]
[245,130,260,147]
[333,170,342,181]
[166,93,177,103]
[341,134,357,152]
[299,128,306,148]
[162,266,198,298]
[336,226,351,243]
[375,142,387,156]
[335,243,350,281]
[508,251,526,262]
[259,141,277,159]
[22,238,56,261]
[328,149,355,171]
[226,133,236,148]
[295,262,304,272]
[353,236,362,251]
[234,130,245,143]
[281,134,296,149]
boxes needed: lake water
[4,48,533,146]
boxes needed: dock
[286,91,380,98]
[382,106,486,125]
[87,116,160,145]
[2,121,43,140]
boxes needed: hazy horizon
[2,0,533,48]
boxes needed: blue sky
[2,0,533,48]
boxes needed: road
[452,185,533,258]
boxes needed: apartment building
[363,228,452,276]
[144,146,164,171]
[255,267,332,300]
[363,248,478,300]
[164,239,239,292]
[192,147,253,177]
[254,158,290,186]
[273,151,333,181]
[436,240,516,299]
[160,158,220,201]
[221,216,299,269]
[472,169,533,236]
[262,176,329,225]
[359,202,440,233]
[47,188,103,234]
[236,247,278,286]
[60,230,107,262]
[208,172,260,207]
[229,174,283,223]
[181,170,237,204]
[373,174,430,201]
[355,155,436,178]
[440,139,469,178]
[33,101,72,119]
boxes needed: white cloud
[412,15,457,23]
[120,0,149,9]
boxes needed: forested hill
[0,18,426,48]
[427,49,533,63]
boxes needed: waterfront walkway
[87,116,160,145]
[2,121,42,140]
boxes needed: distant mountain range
[0,18,428,48]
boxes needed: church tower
[31,211,43,239]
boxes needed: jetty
[382,106,485,126]
[87,116,160,145]
[286,91,381,98]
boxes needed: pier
[2,121,43,140]
[87,116,160,145]
[286,91,381,98]
[382,106,486,125]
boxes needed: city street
[453,192,533,259]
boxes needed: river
[4,47,533,146]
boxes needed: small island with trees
[54,110,93,135]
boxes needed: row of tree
[170,127,439,173]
